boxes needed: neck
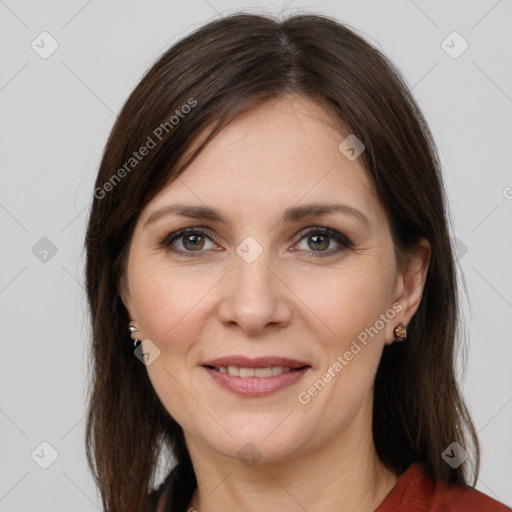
[184,402,398,512]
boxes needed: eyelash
[159,226,352,258]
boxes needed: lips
[201,355,312,397]
[201,355,310,369]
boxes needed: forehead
[144,95,379,223]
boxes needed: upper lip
[202,355,310,369]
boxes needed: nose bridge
[218,236,291,331]
[234,244,273,294]
[232,238,277,304]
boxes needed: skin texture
[121,94,431,512]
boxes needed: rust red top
[375,463,510,511]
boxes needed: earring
[393,322,407,341]
[128,323,142,348]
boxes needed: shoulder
[433,481,511,511]
[376,463,510,512]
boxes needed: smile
[202,365,311,397]
[210,365,296,377]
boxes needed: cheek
[294,265,393,400]
[128,261,214,349]
[128,266,208,421]
[295,264,392,343]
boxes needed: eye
[160,226,352,258]
[161,227,218,257]
[292,227,352,257]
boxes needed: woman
[84,12,510,512]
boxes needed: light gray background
[1,1,511,510]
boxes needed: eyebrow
[143,202,370,229]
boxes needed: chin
[195,419,310,465]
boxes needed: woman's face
[122,95,423,465]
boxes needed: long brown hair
[84,11,479,511]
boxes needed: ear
[120,278,143,343]
[386,237,431,345]
[119,272,134,318]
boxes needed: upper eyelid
[163,225,351,249]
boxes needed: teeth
[239,367,254,377]
[255,367,272,377]
[227,366,239,376]
[217,366,293,377]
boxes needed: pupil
[184,234,204,250]
[181,233,329,252]
[309,234,328,251]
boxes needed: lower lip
[203,366,310,397]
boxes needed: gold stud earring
[393,322,407,341]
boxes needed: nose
[217,249,292,335]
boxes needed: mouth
[201,356,312,397]
[203,364,308,376]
